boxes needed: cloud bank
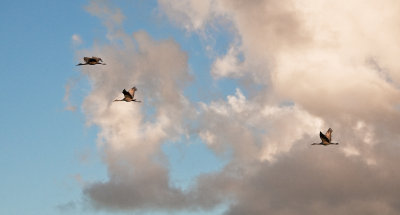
[72,0,400,214]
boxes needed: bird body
[312,128,339,146]
[76,56,106,66]
[114,86,141,102]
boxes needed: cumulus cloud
[80,31,198,210]
[211,46,243,79]
[222,144,400,215]
[72,0,400,214]
[160,0,400,214]
[198,89,323,163]
[76,0,227,211]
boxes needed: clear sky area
[2,0,400,215]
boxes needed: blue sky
[1,1,102,214]
[0,1,228,214]
[2,1,400,215]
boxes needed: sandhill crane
[311,128,339,146]
[113,86,141,102]
[76,56,106,66]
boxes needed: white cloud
[71,0,400,214]
[80,30,199,210]
[158,0,215,31]
[211,46,243,79]
[160,0,400,214]
[199,130,215,145]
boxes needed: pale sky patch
[71,34,82,46]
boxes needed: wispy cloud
[71,34,82,46]
[158,0,215,31]
[63,78,78,112]
[56,201,77,213]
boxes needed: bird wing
[122,89,133,99]
[320,132,330,144]
[325,128,332,142]
[128,87,136,98]
[83,57,90,63]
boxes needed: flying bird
[76,56,106,66]
[113,86,141,103]
[311,128,339,146]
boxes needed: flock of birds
[76,56,141,103]
[76,56,339,146]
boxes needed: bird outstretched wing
[325,128,332,142]
[122,89,133,99]
[128,87,137,98]
[320,132,330,144]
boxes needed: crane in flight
[76,56,106,66]
[311,128,339,146]
[113,86,141,103]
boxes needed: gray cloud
[160,0,400,214]
[80,30,198,210]
[72,0,400,214]
[77,1,195,211]
[222,142,400,215]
